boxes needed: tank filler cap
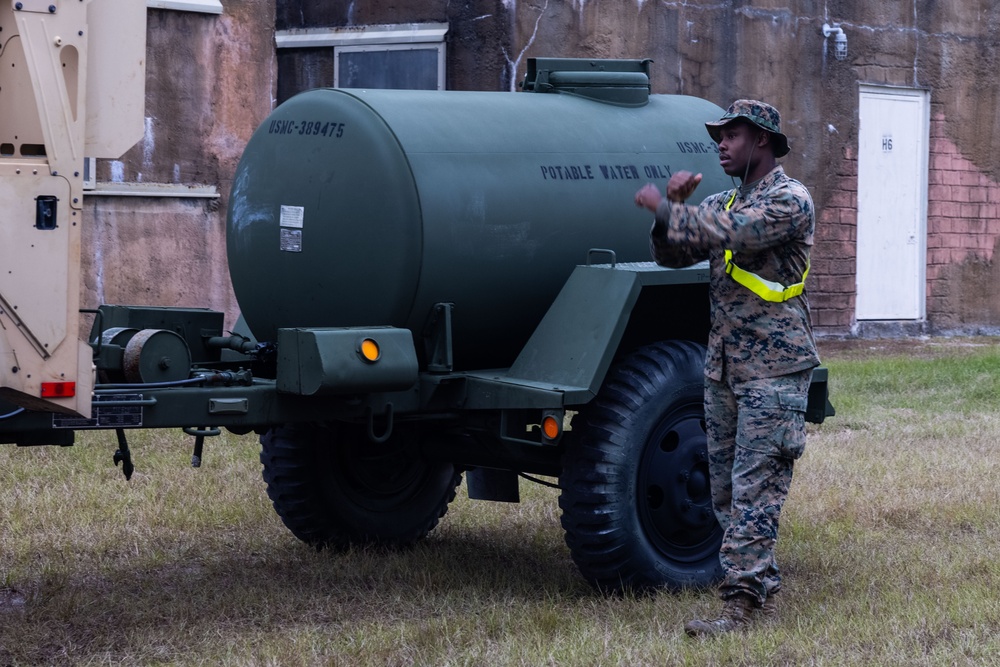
[521,57,652,107]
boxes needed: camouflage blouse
[649,165,820,383]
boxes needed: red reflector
[41,382,76,398]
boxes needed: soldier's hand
[667,171,702,202]
[634,183,663,212]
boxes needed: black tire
[260,422,462,548]
[559,340,724,593]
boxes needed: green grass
[3,337,1000,665]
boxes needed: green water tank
[227,59,728,370]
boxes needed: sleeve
[654,185,812,254]
[649,218,709,267]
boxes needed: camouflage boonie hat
[705,99,790,158]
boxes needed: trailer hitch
[113,428,134,481]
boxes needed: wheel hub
[638,403,722,562]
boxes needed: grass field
[2,337,1000,665]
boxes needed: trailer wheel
[559,340,723,593]
[260,422,462,548]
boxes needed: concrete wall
[90,1,1000,338]
[82,2,276,330]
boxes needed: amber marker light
[358,337,381,363]
[542,414,561,440]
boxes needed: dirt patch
[0,588,25,614]
[817,335,1000,361]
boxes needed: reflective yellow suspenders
[723,189,809,303]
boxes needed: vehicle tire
[260,422,462,548]
[559,340,723,593]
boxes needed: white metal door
[856,86,929,320]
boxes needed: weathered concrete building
[90,1,1000,337]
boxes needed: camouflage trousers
[704,368,812,605]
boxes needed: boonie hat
[705,99,790,158]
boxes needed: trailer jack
[113,429,134,481]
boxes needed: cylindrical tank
[227,86,728,370]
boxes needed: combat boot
[757,592,779,619]
[683,593,756,637]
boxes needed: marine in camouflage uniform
[634,100,819,636]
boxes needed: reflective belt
[722,189,809,303]
[724,250,808,302]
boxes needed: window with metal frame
[275,23,447,103]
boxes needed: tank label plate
[52,393,144,429]
[280,228,303,252]
[280,205,304,228]
[280,205,305,252]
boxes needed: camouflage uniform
[649,157,819,606]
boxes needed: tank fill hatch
[521,57,651,107]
